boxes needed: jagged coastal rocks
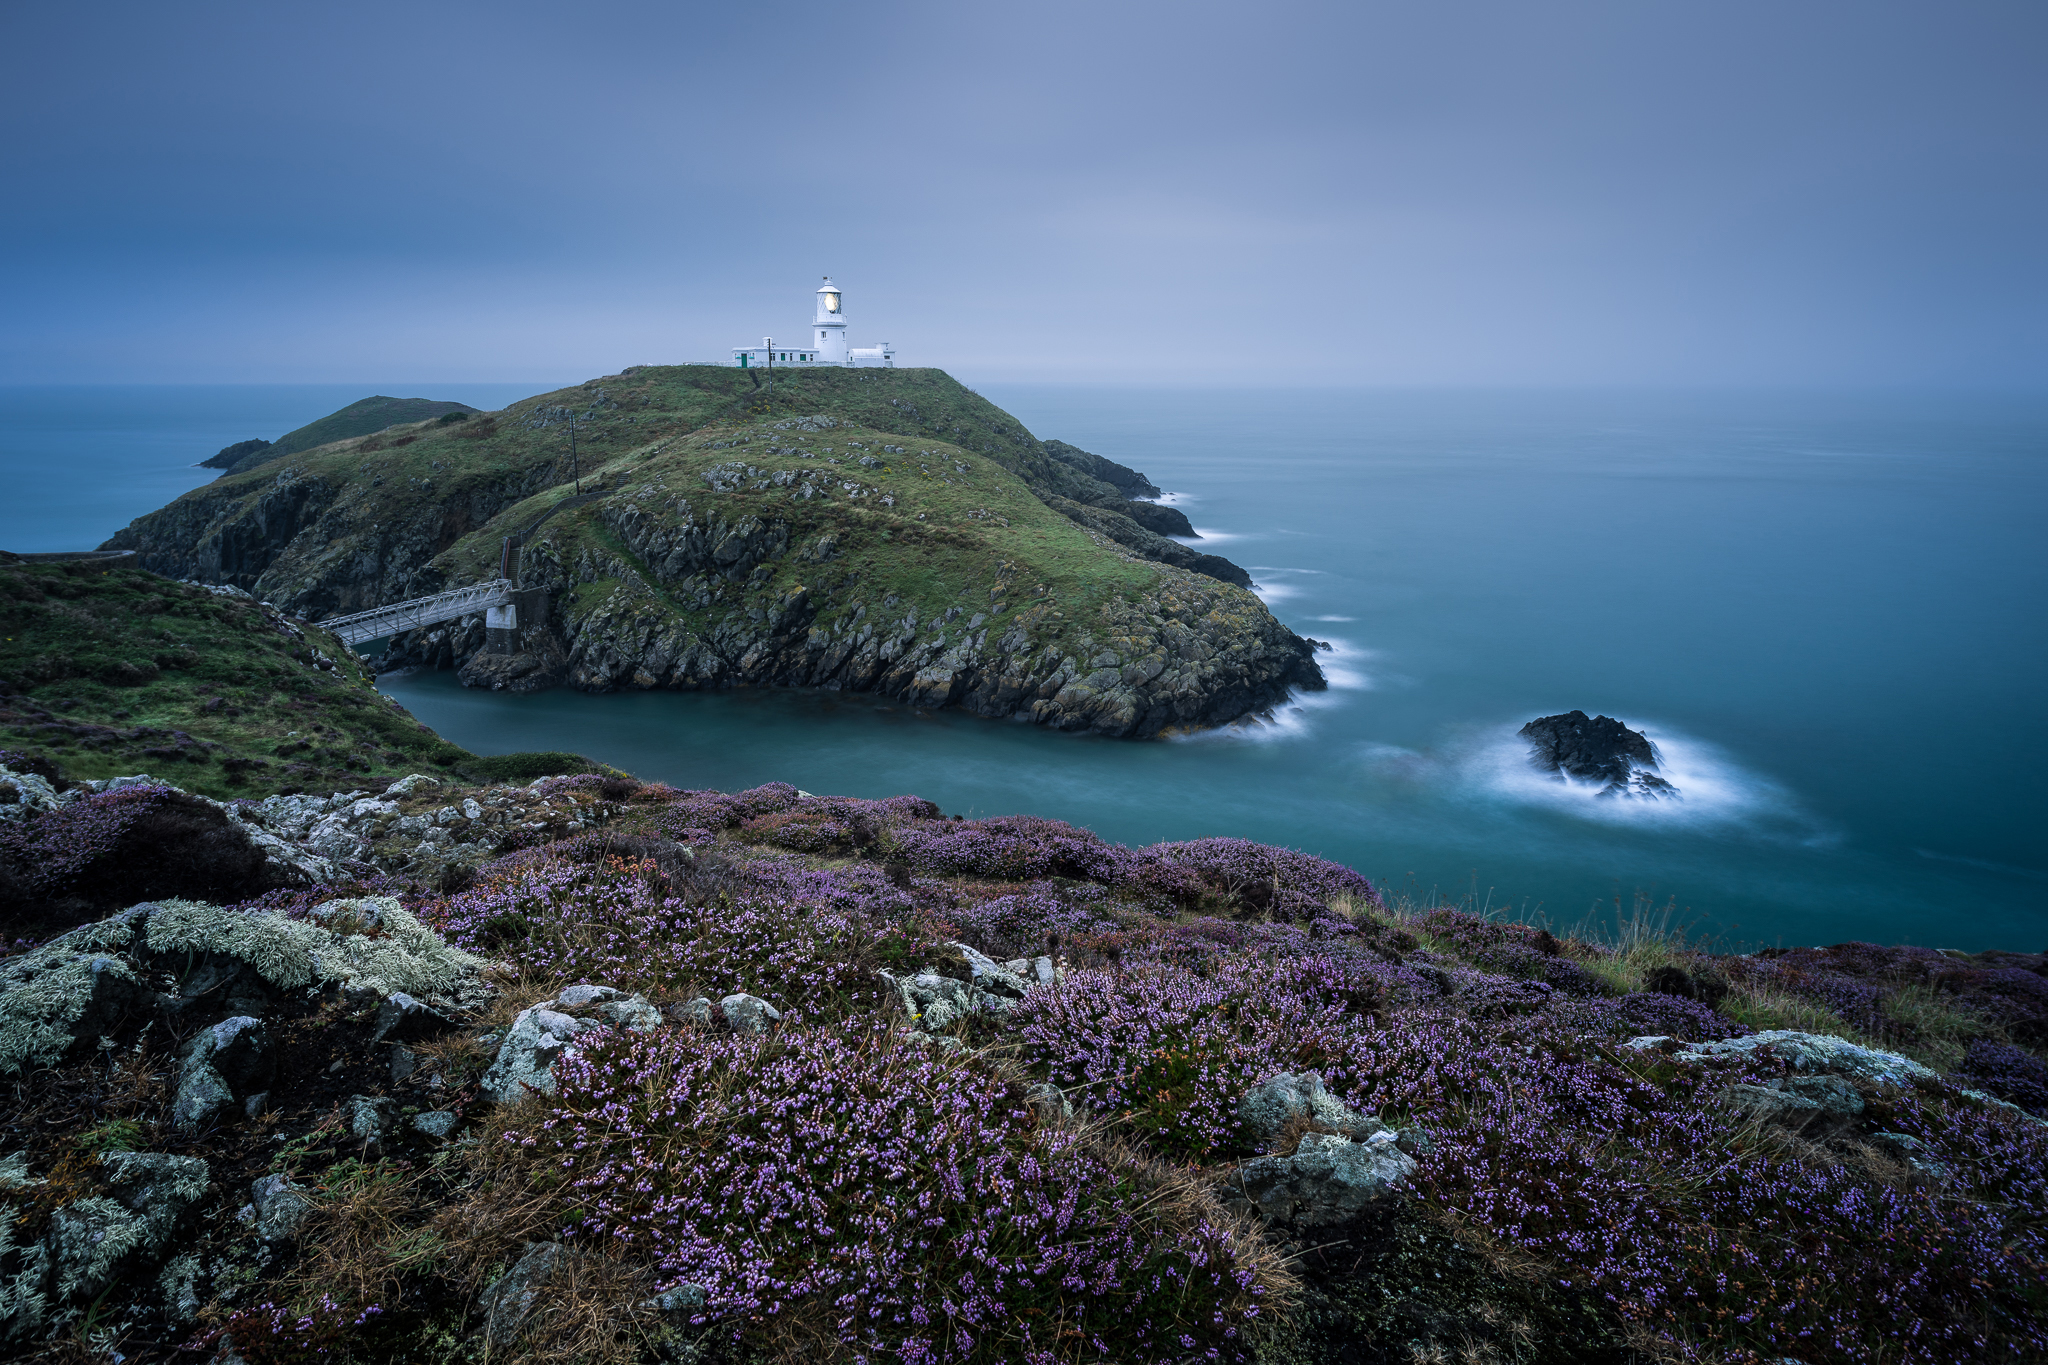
[4,762,2048,1362]
[100,368,1326,737]
[1520,709,1679,798]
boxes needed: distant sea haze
[4,382,2043,950]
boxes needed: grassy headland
[105,367,1319,736]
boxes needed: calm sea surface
[3,383,2043,950]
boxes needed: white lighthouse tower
[731,279,894,368]
[814,277,848,364]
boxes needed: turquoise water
[4,384,2044,950]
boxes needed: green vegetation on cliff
[0,558,608,797]
[200,395,482,475]
[0,557,465,795]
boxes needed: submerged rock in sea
[1520,710,1678,799]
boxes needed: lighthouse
[813,277,848,364]
[732,278,894,368]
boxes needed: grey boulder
[1721,1075,1866,1136]
[480,1008,599,1104]
[479,1242,590,1349]
[370,991,452,1046]
[246,1173,313,1243]
[720,994,782,1036]
[1229,1130,1416,1228]
[1238,1072,1386,1146]
[412,1110,460,1139]
[344,1095,398,1144]
[172,1017,273,1131]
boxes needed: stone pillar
[485,602,518,655]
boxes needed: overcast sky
[2,1,2043,386]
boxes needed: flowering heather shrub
[1013,967,1261,1158]
[1741,955,1887,1032]
[427,853,893,1014]
[740,808,855,853]
[891,814,1127,883]
[1010,951,1437,1158]
[0,785,180,892]
[943,883,1126,959]
[1565,990,1752,1043]
[1410,908,1608,991]
[1136,837,1380,918]
[202,1297,384,1364]
[1954,1039,2048,1116]
[0,784,276,912]
[519,1025,1271,1364]
[659,781,814,837]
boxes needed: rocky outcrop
[101,459,560,619]
[1038,495,1249,587]
[0,1152,210,1345]
[387,494,1321,737]
[1045,440,1163,500]
[1238,1071,1389,1146]
[1229,1132,1416,1227]
[1520,710,1678,799]
[481,984,664,1103]
[0,894,490,1080]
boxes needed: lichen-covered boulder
[557,983,664,1030]
[0,765,63,823]
[344,1094,397,1143]
[145,896,487,1008]
[482,1008,600,1104]
[245,1173,312,1243]
[412,1110,460,1139]
[1238,1071,1386,1146]
[1229,1131,1416,1227]
[100,1151,209,1250]
[0,912,150,1077]
[172,1016,272,1130]
[880,941,1034,1034]
[1630,1030,1938,1089]
[4,1151,208,1338]
[1721,1075,1866,1136]
[719,993,782,1036]
[479,984,665,1104]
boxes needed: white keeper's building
[732,278,894,369]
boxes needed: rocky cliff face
[104,367,1326,738]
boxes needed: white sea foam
[1460,720,1812,832]
[1173,526,1245,544]
[1151,491,1195,507]
[1248,566,1323,605]
[1169,666,1357,745]
[1309,614,1357,622]
[1312,637,1375,690]
[1353,719,1824,840]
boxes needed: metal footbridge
[318,578,513,645]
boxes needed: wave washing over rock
[3,761,2046,1363]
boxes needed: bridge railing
[319,579,513,645]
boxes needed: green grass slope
[200,395,483,474]
[0,558,613,797]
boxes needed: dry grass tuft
[1420,1204,1557,1287]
